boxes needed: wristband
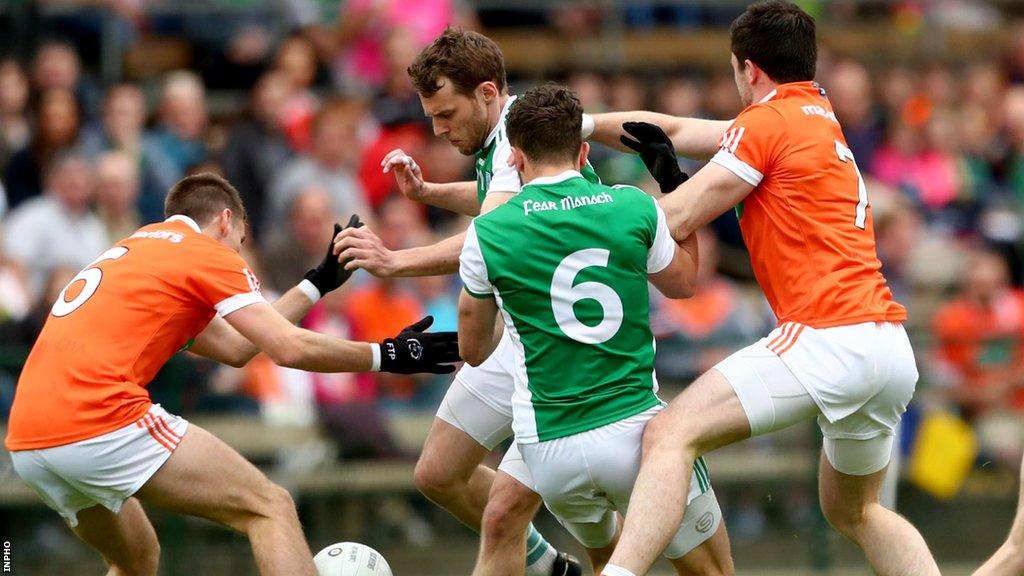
[581,113,595,139]
[296,279,321,303]
[369,343,381,372]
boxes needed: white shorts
[10,404,188,527]
[716,321,917,476]
[436,330,533,487]
[520,407,721,558]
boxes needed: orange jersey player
[586,2,938,576]
[5,173,460,576]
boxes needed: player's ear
[509,146,526,173]
[478,81,498,104]
[218,208,232,236]
[577,142,590,170]
[744,59,759,85]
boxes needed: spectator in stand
[266,98,371,231]
[873,188,924,310]
[332,0,474,93]
[650,227,766,383]
[274,34,324,153]
[262,184,340,294]
[29,38,101,119]
[94,151,141,241]
[5,88,83,208]
[0,266,77,348]
[566,70,608,113]
[0,59,31,176]
[80,84,166,222]
[933,249,1024,470]
[2,154,108,301]
[142,71,208,208]
[222,70,294,239]
[827,59,885,166]
[81,83,148,157]
[871,111,964,217]
[372,28,430,129]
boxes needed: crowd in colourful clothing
[2,2,1024,477]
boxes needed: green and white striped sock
[524,523,556,576]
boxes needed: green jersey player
[458,85,733,575]
[333,30,589,576]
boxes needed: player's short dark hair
[164,172,247,225]
[730,1,816,84]
[408,28,507,98]
[506,84,583,165]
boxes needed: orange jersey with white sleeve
[710,81,906,328]
[5,216,265,451]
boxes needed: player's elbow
[461,346,486,367]
[651,271,696,300]
[223,353,250,369]
[264,336,305,369]
[459,338,487,367]
[675,276,697,299]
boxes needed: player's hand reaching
[381,148,426,202]
[332,224,401,278]
[620,121,690,194]
[377,316,460,374]
[304,215,364,296]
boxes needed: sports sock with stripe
[524,523,557,576]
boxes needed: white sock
[602,565,638,576]
[524,523,557,576]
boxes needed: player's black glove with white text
[378,316,460,374]
[304,214,363,296]
[620,121,689,193]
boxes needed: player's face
[731,53,755,107]
[419,78,490,156]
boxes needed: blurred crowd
[1,0,1024,482]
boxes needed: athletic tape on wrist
[370,343,381,372]
[297,279,321,303]
[581,113,596,139]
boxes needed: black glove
[304,214,363,296]
[378,316,461,375]
[620,121,689,193]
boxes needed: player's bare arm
[332,190,515,278]
[588,111,730,160]
[649,235,699,299]
[224,303,460,374]
[189,288,321,367]
[456,290,500,367]
[622,120,754,241]
[382,149,481,217]
[659,162,754,241]
[191,217,363,366]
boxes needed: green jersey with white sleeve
[474,96,600,205]
[460,170,676,443]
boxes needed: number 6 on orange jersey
[51,246,130,317]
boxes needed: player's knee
[480,501,521,547]
[231,482,300,532]
[113,539,160,576]
[480,484,536,548]
[642,410,697,456]
[820,498,868,539]
[263,484,300,522]
[414,456,460,502]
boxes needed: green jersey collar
[482,95,517,150]
[523,170,584,188]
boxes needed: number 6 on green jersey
[551,249,623,344]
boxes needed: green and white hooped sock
[524,523,557,576]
